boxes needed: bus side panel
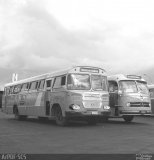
[18,93,27,115]
[2,93,8,114]
[26,91,38,116]
[5,95,17,114]
[51,88,67,116]
[25,90,46,117]
[37,90,46,117]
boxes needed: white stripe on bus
[35,92,43,106]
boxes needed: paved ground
[0,111,154,154]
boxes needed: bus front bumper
[119,110,152,116]
[65,110,110,118]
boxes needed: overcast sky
[0,0,154,84]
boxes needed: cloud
[0,0,154,86]
[0,0,108,71]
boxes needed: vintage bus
[107,74,151,122]
[148,84,154,115]
[2,66,110,126]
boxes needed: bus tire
[54,106,68,126]
[123,115,134,123]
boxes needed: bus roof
[108,74,146,82]
[4,66,106,87]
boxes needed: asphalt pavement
[0,111,154,154]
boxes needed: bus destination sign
[127,75,142,79]
[80,68,99,73]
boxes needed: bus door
[44,78,53,116]
[108,81,119,116]
[149,88,154,115]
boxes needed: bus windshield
[67,74,107,91]
[137,81,149,94]
[91,75,107,91]
[119,80,138,93]
[67,74,90,90]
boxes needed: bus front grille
[130,102,150,107]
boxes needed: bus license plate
[92,111,98,115]
[141,111,146,114]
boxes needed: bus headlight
[69,104,80,110]
[127,102,131,107]
[103,106,110,110]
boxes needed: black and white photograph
[0,0,154,160]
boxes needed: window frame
[38,79,45,90]
[29,81,38,91]
[53,75,66,89]
[21,83,29,92]
[13,84,21,94]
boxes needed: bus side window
[5,87,10,95]
[14,85,17,94]
[38,80,45,90]
[29,81,37,91]
[27,83,30,90]
[53,77,61,89]
[21,83,29,92]
[46,80,52,91]
[67,74,72,85]
[14,85,21,94]
[36,81,39,90]
[61,76,66,86]
[4,88,6,95]
[10,86,14,94]
[18,85,22,93]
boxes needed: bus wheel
[87,118,97,125]
[123,116,134,123]
[55,107,68,126]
